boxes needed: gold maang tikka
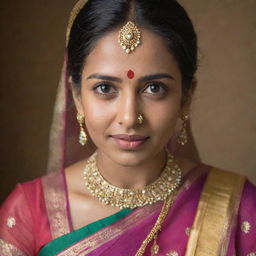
[118,21,141,54]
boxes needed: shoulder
[240,179,256,204]
[1,177,43,217]
[234,179,256,253]
[196,167,256,252]
[0,175,46,229]
[0,178,42,255]
[239,179,256,220]
[0,175,54,255]
[204,167,255,206]
[206,168,256,251]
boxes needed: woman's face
[74,29,184,166]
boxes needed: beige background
[0,0,255,203]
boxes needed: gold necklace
[83,151,182,209]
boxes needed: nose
[117,91,141,129]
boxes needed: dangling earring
[76,113,87,146]
[178,111,189,146]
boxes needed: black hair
[67,0,198,95]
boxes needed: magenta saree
[1,164,256,256]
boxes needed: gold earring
[137,114,144,125]
[177,112,189,146]
[76,113,87,146]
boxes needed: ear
[180,77,197,114]
[70,77,84,116]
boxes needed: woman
[0,0,255,255]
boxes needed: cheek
[80,93,115,134]
[146,96,181,136]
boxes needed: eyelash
[143,82,168,95]
[92,81,168,97]
[92,81,117,96]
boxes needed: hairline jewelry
[118,21,141,54]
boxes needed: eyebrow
[86,73,175,82]
[139,73,175,82]
[87,74,122,82]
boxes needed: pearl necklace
[83,151,182,209]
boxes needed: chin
[109,148,155,167]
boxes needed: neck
[96,150,167,189]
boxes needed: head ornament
[118,21,141,54]
[66,0,142,54]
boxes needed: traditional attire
[1,164,256,255]
[1,0,256,255]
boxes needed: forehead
[83,28,181,80]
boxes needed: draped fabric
[1,164,256,256]
[46,0,94,175]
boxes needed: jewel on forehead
[127,70,135,79]
[118,21,141,54]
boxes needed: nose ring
[137,114,144,125]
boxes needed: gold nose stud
[137,114,144,125]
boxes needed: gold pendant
[118,21,141,54]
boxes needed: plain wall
[0,0,255,203]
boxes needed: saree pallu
[1,164,256,256]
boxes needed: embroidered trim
[42,171,70,239]
[6,217,16,229]
[166,251,179,256]
[241,221,251,234]
[0,239,26,256]
[185,227,191,236]
[185,168,246,256]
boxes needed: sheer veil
[46,0,96,174]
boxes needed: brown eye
[93,82,117,95]
[144,82,166,95]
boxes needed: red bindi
[127,70,135,79]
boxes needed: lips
[111,134,149,141]
[111,134,149,149]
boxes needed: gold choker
[83,151,182,209]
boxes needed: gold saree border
[185,168,245,256]
[42,171,70,239]
[56,164,208,256]
[66,0,88,46]
[0,239,26,256]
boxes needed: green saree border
[39,208,133,256]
